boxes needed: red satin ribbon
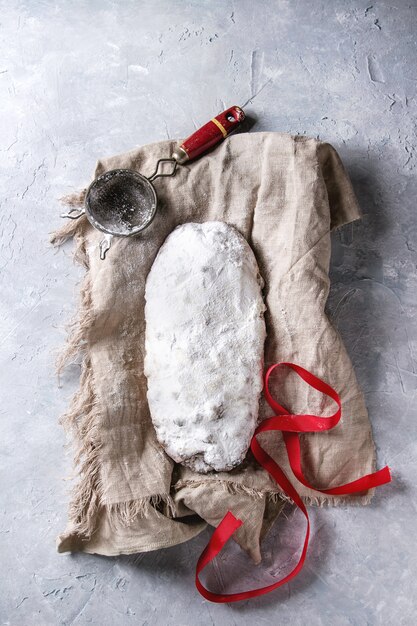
[196,362,392,603]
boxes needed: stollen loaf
[144,221,266,473]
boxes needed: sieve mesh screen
[86,170,156,235]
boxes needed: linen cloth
[52,132,376,563]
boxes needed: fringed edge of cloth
[173,478,282,501]
[107,494,177,531]
[174,479,374,507]
[51,194,176,546]
[51,200,104,542]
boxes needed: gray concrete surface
[1,1,416,624]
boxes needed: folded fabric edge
[317,141,363,230]
[56,518,207,556]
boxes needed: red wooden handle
[173,106,245,164]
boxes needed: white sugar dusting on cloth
[144,221,266,473]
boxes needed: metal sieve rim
[84,168,158,237]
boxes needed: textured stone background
[0,1,416,624]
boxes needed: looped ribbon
[195,362,392,603]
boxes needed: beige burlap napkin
[52,132,376,563]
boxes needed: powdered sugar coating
[144,221,266,473]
